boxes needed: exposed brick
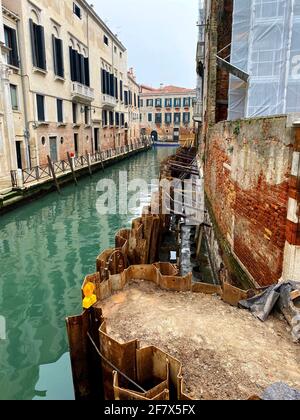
[205,116,292,286]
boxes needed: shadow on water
[0,147,177,400]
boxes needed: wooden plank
[47,156,61,194]
[216,56,249,82]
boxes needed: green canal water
[0,147,177,400]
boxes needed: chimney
[160,83,164,90]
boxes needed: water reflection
[0,147,176,400]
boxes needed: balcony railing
[71,82,95,103]
[102,94,117,108]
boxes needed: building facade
[0,0,142,186]
[0,0,18,189]
[140,85,196,143]
[197,0,300,287]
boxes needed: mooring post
[47,156,61,194]
[86,151,92,177]
[67,152,78,186]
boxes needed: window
[165,98,172,108]
[174,113,181,124]
[73,3,81,19]
[115,112,120,127]
[183,112,190,124]
[121,113,125,127]
[29,19,46,70]
[52,35,64,78]
[174,98,182,108]
[109,111,114,126]
[147,99,153,107]
[155,98,162,108]
[36,95,45,121]
[134,93,137,107]
[69,48,90,86]
[183,98,191,107]
[114,77,118,100]
[104,35,109,46]
[148,113,152,122]
[101,69,115,96]
[120,52,123,59]
[155,113,162,124]
[57,99,63,123]
[72,102,78,124]
[84,106,90,125]
[128,91,133,106]
[102,110,108,127]
[74,133,79,155]
[124,91,129,106]
[4,26,19,68]
[114,46,117,54]
[165,113,172,124]
[120,80,123,101]
[140,99,143,108]
[10,85,19,111]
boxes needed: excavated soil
[101,280,300,400]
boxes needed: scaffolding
[228,0,300,120]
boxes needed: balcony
[71,82,95,103]
[102,94,117,109]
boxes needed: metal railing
[11,140,150,188]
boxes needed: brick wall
[205,116,294,287]
[35,124,94,165]
[215,0,233,123]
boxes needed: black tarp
[239,281,300,341]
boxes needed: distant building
[0,0,142,188]
[140,85,196,143]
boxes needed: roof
[140,84,196,95]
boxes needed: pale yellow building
[0,0,141,185]
[140,85,196,143]
[0,0,18,189]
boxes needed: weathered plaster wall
[205,116,294,286]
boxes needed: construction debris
[239,281,300,342]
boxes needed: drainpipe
[86,11,94,155]
[17,19,30,169]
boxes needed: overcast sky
[93,0,199,89]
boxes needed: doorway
[151,130,158,142]
[173,128,180,142]
[94,128,99,152]
[49,137,58,162]
[15,141,23,169]
[74,133,79,156]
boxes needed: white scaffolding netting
[228,0,300,120]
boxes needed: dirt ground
[101,280,300,400]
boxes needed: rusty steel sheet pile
[66,147,300,401]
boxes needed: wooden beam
[47,156,61,194]
[86,151,93,177]
[67,152,78,186]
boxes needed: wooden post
[99,150,104,170]
[86,151,92,177]
[47,156,61,194]
[67,152,78,186]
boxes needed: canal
[0,147,176,400]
